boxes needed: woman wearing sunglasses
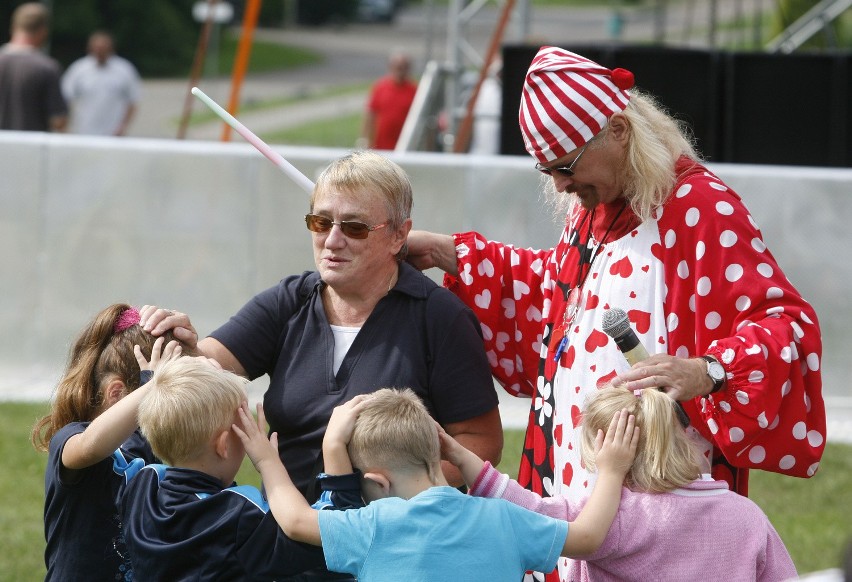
[138,151,503,511]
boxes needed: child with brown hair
[31,303,190,581]
[441,386,798,581]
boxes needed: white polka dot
[726,264,744,282]
[677,260,689,279]
[766,306,784,316]
[806,353,820,371]
[721,349,735,364]
[667,313,679,332]
[675,345,690,358]
[780,346,792,363]
[748,446,766,464]
[752,238,766,252]
[719,230,737,247]
[689,294,696,312]
[715,200,734,215]
[736,390,750,405]
[807,462,819,477]
[748,371,765,383]
[696,241,706,260]
[735,296,751,311]
[791,321,804,340]
[757,263,774,277]
[769,415,780,430]
[766,287,783,300]
[801,311,813,324]
[779,455,795,470]
[805,392,812,413]
[729,426,744,442]
[676,184,692,198]
[757,412,768,428]
[781,380,791,397]
[792,421,807,440]
[693,277,710,296]
[720,401,731,413]
[710,181,727,192]
[748,214,758,229]
[705,312,721,329]
[707,418,719,434]
[685,207,700,226]
[664,230,677,248]
[807,430,824,448]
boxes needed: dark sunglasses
[534,143,589,177]
[305,214,389,240]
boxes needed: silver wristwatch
[700,355,725,393]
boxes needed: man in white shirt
[62,31,140,136]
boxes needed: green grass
[3,401,850,580]
[218,33,323,76]
[260,111,364,148]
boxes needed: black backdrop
[500,44,851,167]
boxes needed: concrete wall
[2,131,850,410]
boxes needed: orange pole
[453,0,515,153]
[221,0,263,142]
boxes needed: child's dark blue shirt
[44,422,155,581]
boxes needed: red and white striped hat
[519,46,635,164]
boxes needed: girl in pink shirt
[440,386,797,582]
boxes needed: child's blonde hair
[348,388,441,484]
[138,357,247,466]
[581,386,700,493]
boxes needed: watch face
[708,361,725,382]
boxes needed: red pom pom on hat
[611,68,634,91]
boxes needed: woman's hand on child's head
[134,337,182,372]
[232,402,279,473]
[594,408,639,478]
[139,304,199,348]
[325,394,368,448]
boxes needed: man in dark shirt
[0,3,67,132]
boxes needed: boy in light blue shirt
[234,387,638,582]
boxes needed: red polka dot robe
[445,158,825,504]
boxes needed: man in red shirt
[361,50,417,150]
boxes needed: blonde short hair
[580,386,700,493]
[139,357,247,466]
[12,3,50,35]
[348,388,441,484]
[310,150,412,232]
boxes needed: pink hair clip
[633,388,643,397]
[114,307,141,333]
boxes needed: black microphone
[602,307,690,428]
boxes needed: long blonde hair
[544,89,701,224]
[580,386,701,493]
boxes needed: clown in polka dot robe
[445,157,825,502]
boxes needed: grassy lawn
[3,401,850,580]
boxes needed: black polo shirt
[210,262,498,498]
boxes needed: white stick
[191,87,315,194]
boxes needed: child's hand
[134,337,182,372]
[594,408,639,478]
[435,421,467,466]
[324,394,367,449]
[436,421,485,487]
[232,402,279,473]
